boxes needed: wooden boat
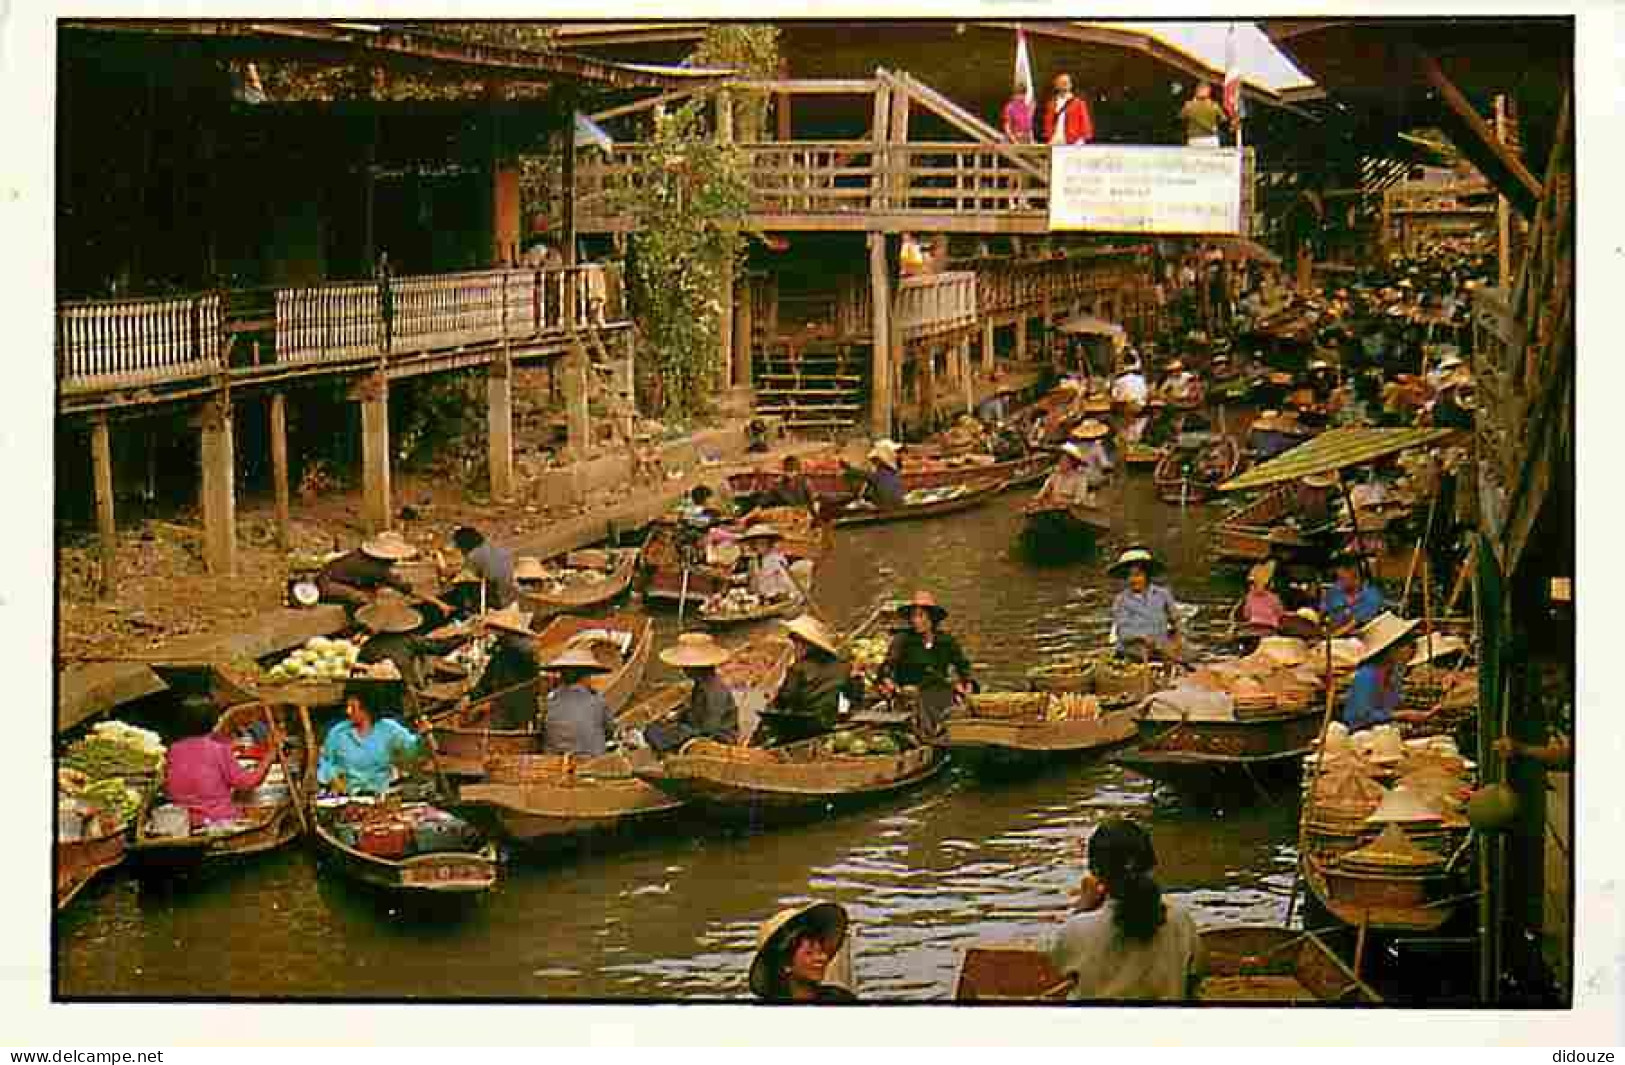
[952,927,1380,1003]
[1120,441,1165,468]
[1210,486,1297,565]
[1019,499,1111,563]
[698,594,803,629]
[310,799,498,897]
[517,547,639,615]
[731,452,1048,503]
[942,706,1138,774]
[453,687,692,849]
[1301,851,1465,935]
[833,477,1006,528]
[1112,704,1324,798]
[1153,433,1243,505]
[125,703,314,874]
[639,513,829,609]
[55,820,127,911]
[427,612,652,777]
[634,726,946,820]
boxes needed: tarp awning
[1058,315,1126,338]
[1219,426,1457,492]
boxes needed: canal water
[57,476,1304,1002]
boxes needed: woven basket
[486,753,576,785]
[1232,693,1281,719]
[967,693,1048,720]
[1095,662,1157,699]
[1027,666,1095,694]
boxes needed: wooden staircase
[752,339,868,435]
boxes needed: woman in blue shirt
[1320,554,1385,637]
[1341,613,1419,730]
[317,685,425,795]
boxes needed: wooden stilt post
[91,416,117,597]
[195,396,237,576]
[488,355,514,500]
[565,340,592,459]
[960,335,975,414]
[868,232,893,437]
[269,391,291,550]
[353,372,392,533]
[1015,315,1029,363]
[716,89,737,399]
[734,271,754,394]
[982,317,996,374]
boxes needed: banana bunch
[849,636,890,675]
[1046,693,1103,722]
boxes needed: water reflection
[59,483,1296,1001]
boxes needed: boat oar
[265,704,310,836]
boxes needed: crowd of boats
[57,250,1495,1002]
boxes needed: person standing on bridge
[1043,73,1094,146]
[1179,82,1227,147]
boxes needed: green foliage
[615,100,753,419]
[689,24,783,140]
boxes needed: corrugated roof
[1219,426,1457,492]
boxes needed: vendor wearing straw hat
[1108,547,1182,662]
[757,614,863,748]
[317,531,418,609]
[748,901,857,1003]
[645,633,740,754]
[1156,360,1197,404]
[843,440,906,509]
[467,604,545,732]
[1035,443,1098,508]
[877,591,976,739]
[354,592,463,719]
[1069,418,1114,483]
[1341,612,1420,730]
[540,644,618,757]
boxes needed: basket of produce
[848,635,891,679]
[62,721,167,784]
[262,636,364,685]
[966,692,1048,720]
[486,753,577,785]
[821,729,908,758]
[1027,654,1097,694]
[1094,660,1159,699]
[1044,693,1103,722]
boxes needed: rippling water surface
[58,479,1301,1001]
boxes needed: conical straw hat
[1070,418,1111,440]
[355,593,423,635]
[1365,784,1444,825]
[1341,823,1446,872]
[482,603,535,638]
[1257,636,1309,668]
[782,614,839,656]
[359,530,418,561]
[1409,633,1468,667]
[659,632,733,669]
[544,645,615,673]
[1356,612,1421,664]
[748,902,849,1000]
[514,556,547,582]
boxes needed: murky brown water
[57,477,1303,1001]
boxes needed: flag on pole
[1015,28,1035,108]
[1223,23,1244,120]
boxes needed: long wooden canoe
[310,802,498,897]
[942,709,1137,773]
[1153,435,1243,505]
[1112,704,1323,798]
[635,730,946,818]
[428,613,653,777]
[731,452,1050,503]
[833,478,1006,528]
[952,927,1380,1003]
[699,595,803,629]
[125,703,315,875]
[517,547,640,615]
[1019,500,1111,563]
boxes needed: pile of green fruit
[62,721,166,779]
[79,777,143,826]
[265,636,362,683]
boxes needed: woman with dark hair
[316,683,426,796]
[450,525,518,610]
[748,902,859,1003]
[1045,818,1203,1001]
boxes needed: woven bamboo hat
[482,603,536,638]
[738,524,783,542]
[660,632,733,669]
[1070,418,1111,440]
[514,557,547,582]
[867,441,901,470]
[544,645,615,673]
[1257,635,1309,668]
[1410,632,1468,667]
[1341,824,1446,873]
[898,590,948,622]
[1300,471,1339,489]
[360,530,418,562]
[1059,442,1090,466]
[748,902,850,1000]
[355,593,423,635]
[783,614,840,656]
[1356,612,1421,665]
[1365,784,1444,825]
[1107,546,1164,577]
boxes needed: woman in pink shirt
[1240,561,1285,635]
[164,706,281,827]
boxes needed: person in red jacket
[1043,73,1095,145]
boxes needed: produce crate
[966,693,1047,720]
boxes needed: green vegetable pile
[827,729,909,758]
[265,636,361,683]
[62,721,166,779]
[79,777,143,825]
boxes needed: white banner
[1048,145,1243,235]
